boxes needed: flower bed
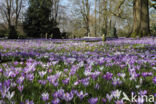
[0,37,156,104]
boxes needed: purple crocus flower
[142,72,153,78]
[103,72,113,80]
[102,98,107,103]
[112,77,122,86]
[53,89,65,98]
[69,65,79,76]
[71,89,78,95]
[18,85,24,93]
[63,92,73,102]
[153,77,156,84]
[106,93,113,102]
[41,92,49,101]
[0,86,10,98]
[0,68,2,73]
[14,61,18,66]
[51,98,60,104]
[137,97,144,104]
[47,75,59,87]
[17,76,25,84]
[88,97,98,104]
[80,77,90,87]
[26,73,34,81]
[76,91,88,100]
[39,71,47,77]
[4,79,11,87]
[115,100,124,104]
[38,80,47,85]
[0,100,4,104]
[8,71,16,78]
[25,100,34,104]
[62,78,69,85]
[139,90,147,95]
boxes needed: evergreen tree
[23,0,57,38]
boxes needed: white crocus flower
[99,66,104,71]
[112,90,122,99]
[106,93,113,102]
[6,91,15,100]
[153,67,156,71]
[120,73,126,80]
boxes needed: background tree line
[0,0,155,39]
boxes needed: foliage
[8,26,18,39]
[0,29,8,38]
[23,0,57,38]
[151,24,156,36]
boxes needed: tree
[50,0,60,22]
[1,0,13,32]
[81,0,91,37]
[132,0,150,37]
[14,0,23,28]
[0,0,24,38]
[23,0,57,38]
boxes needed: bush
[17,32,27,39]
[151,24,156,36]
[0,29,8,38]
[8,25,18,39]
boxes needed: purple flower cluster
[0,38,155,103]
[103,72,113,80]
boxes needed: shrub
[8,25,18,39]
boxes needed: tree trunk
[140,0,150,37]
[103,0,108,36]
[94,0,97,37]
[86,0,90,37]
[132,0,150,37]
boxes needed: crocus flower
[117,73,126,80]
[142,72,153,78]
[77,91,88,100]
[0,68,2,73]
[112,77,122,86]
[6,91,15,100]
[94,83,100,90]
[38,80,47,85]
[137,97,144,104]
[41,92,49,101]
[111,90,122,99]
[51,98,60,104]
[26,73,34,81]
[103,72,113,80]
[18,85,24,93]
[63,92,73,102]
[139,90,147,95]
[62,78,69,85]
[17,76,25,84]
[153,77,156,84]
[80,77,90,87]
[106,93,113,102]
[102,98,107,103]
[25,100,34,104]
[39,71,47,77]
[53,89,64,98]
[88,97,98,104]
[115,100,124,104]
